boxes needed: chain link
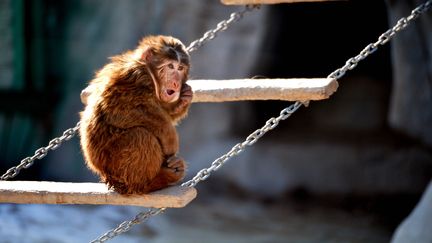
[0,122,81,180]
[328,0,431,80]
[186,5,260,53]
[90,208,166,243]
[182,101,302,188]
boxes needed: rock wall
[387,0,432,147]
[386,0,432,242]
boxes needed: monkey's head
[136,35,190,104]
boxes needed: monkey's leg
[109,127,186,194]
[105,127,165,194]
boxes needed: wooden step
[189,78,338,102]
[221,0,344,5]
[81,78,337,105]
[0,181,196,208]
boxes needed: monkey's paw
[163,155,186,183]
[180,83,193,102]
[175,84,193,112]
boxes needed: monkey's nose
[172,81,180,89]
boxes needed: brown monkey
[79,35,192,194]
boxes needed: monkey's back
[79,92,176,193]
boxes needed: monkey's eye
[167,63,174,69]
[178,65,184,71]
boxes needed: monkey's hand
[170,83,193,121]
[162,155,186,183]
[177,83,193,110]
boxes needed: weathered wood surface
[81,78,338,105]
[221,0,343,5]
[0,181,197,208]
[189,78,338,102]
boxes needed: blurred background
[1,0,431,242]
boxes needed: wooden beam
[81,78,338,105]
[221,0,343,5]
[0,181,197,208]
[189,78,338,102]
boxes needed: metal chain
[91,1,432,242]
[182,101,303,187]
[91,208,166,243]
[0,122,81,180]
[186,5,260,53]
[328,0,431,80]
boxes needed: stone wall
[386,0,432,241]
[387,0,432,147]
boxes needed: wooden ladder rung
[0,181,197,208]
[189,78,338,102]
[221,0,344,5]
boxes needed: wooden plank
[0,181,197,208]
[81,78,338,105]
[189,78,338,102]
[221,0,344,5]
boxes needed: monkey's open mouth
[166,89,175,96]
[162,89,180,103]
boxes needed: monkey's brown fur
[80,36,192,194]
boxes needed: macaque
[79,35,192,194]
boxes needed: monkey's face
[136,35,190,104]
[158,60,187,103]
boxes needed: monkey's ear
[139,46,154,64]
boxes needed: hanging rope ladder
[0,0,431,242]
